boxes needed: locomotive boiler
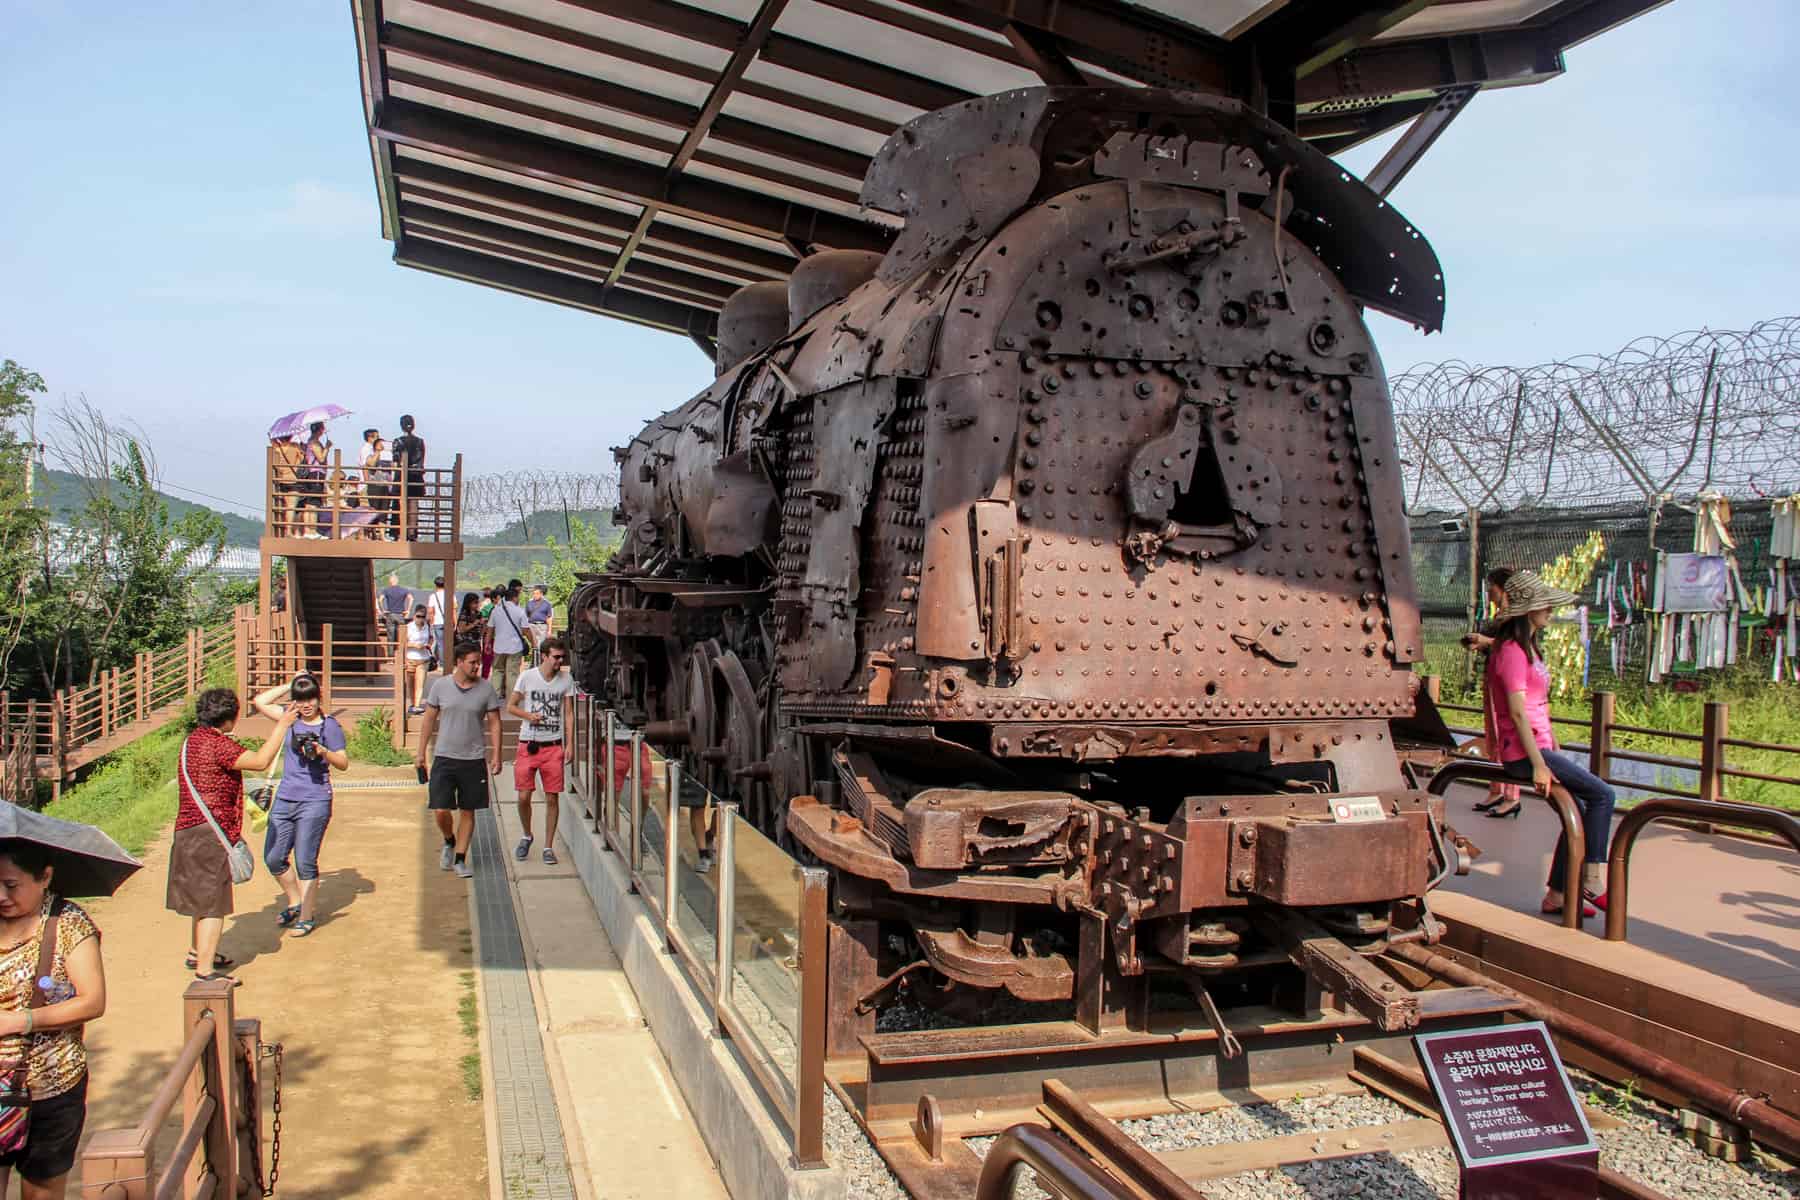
[570,87,1461,1035]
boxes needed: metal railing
[1425,759,1587,930]
[80,978,271,1199]
[1604,798,1800,941]
[265,444,462,545]
[569,695,829,1168]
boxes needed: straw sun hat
[1489,569,1580,624]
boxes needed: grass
[1427,658,1800,810]
[42,720,189,856]
[457,969,482,1102]
[346,707,411,766]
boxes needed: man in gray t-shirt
[414,641,501,878]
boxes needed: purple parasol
[267,404,353,441]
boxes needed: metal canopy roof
[350,0,1667,350]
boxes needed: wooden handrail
[81,979,249,1200]
[140,1013,217,1137]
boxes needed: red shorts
[611,742,653,784]
[514,740,565,794]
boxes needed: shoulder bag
[499,601,536,652]
[0,900,65,1153]
[181,739,257,884]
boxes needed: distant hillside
[468,506,615,545]
[34,466,264,547]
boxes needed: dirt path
[77,768,487,1199]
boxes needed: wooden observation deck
[246,445,467,743]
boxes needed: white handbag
[181,739,257,884]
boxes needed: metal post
[1700,701,1728,803]
[1589,690,1615,780]
[664,761,682,948]
[794,867,829,1168]
[602,710,616,840]
[713,803,737,1035]
[629,730,645,874]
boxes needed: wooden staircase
[289,558,377,652]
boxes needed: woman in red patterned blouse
[171,689,294,980]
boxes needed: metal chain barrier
[255,1040,284,1196]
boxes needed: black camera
[292,731,324,762]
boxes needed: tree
[14,398,225,694]
[543,517,615,611]
[0,361,48,692]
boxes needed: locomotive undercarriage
[571,577,1452,1035]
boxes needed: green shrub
[347,708,411,766]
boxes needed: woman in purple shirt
[1484,571,1616,918]
[252,675,348,938]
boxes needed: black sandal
[185,952,234,970]
[194,971,241,987]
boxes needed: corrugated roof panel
[1380,0,1567,40]
[394,145,649,217]
[777,0,1041,96]
[388,77,678,170]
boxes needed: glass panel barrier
[635,742,671,920]
[669,767,722,990]
[722,809,803,1110]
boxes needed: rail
[265,444,462,546]
[1426,759,1586,929]
[1425,683,1800,811]
[0,608,245,790]
[1604,798,1800,941]
[975,1124,1138,1200]
[574,697,829,1168]
[80,978,273,1200]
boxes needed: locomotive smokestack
[787,250,883,331]
[715,281,789,376]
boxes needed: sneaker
[514,835,533,861]
[439,843,455,871]
[454,859,473,879]
[542,847,558,866]
[696,850,715,875]
[408,705,425,715]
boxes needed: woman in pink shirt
[1483,570,1616,918]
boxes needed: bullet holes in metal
[1177,289,1200,312]
[1036,301,1062,331]
[1084,278,1102,298]
[1128,294,1154,320]
[1221,300,1247,327]
[1309,322,1338,354]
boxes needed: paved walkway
[1442,783,1800,1013]
[80,767,487,1199]
[487,767,728,1200]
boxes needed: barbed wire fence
[459,469,620,539]
[1392,317,1800,694]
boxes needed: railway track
[823,961,1797,1200]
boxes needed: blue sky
[3,1,1794,518]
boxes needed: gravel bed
[958,1079,1799,1200]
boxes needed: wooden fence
[0,606,247,799]
[79,978,273,1199]
[1429,680,1800,808]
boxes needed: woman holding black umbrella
[0,838,108,1200]
[171,688,295,979]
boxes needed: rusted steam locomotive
[570,88,1460,1035]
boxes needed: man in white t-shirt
[427,575,447,663]
[507,638,577,865]
[488,584,530,699]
